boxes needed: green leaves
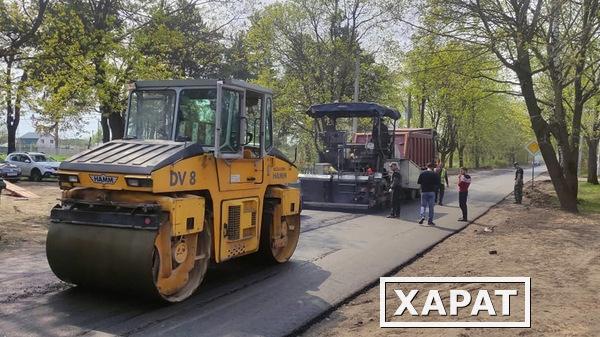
[402,36,533,167]
[244,0,400,164]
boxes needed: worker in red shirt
[457,167,471,222]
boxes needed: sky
[18,111,100,139]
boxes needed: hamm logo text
[90,174,118,185]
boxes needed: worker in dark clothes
[434,161,449,205]
[387,162,402,218]
[417,162,440,226]
[457,167,472,221]
[514,162,524,204]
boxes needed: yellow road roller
[47,79,301,302]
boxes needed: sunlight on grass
[579,182,600,214]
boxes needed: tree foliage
[244,0,400,166]
[0,0,49,153]
[2,0,596,213]
[413,0,600,211]
[403,36,532,169]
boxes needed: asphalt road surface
[0,167,544,337]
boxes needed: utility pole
[406,93,412,128]
[352,54,360,134]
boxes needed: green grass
[51,154,69,161]
[578,182,600,214]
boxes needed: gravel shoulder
[301,179,600,337]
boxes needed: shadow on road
[2,258,333,337]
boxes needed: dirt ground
[302,178,600,337]
[0,181,61,250]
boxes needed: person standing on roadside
[387,162,402,218]
[514,162,524,204]
[417,162,440,226]
[457,167,471,222]
[434,161,450,205]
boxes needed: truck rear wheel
[259,209,300,264]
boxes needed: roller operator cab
[47,79,301,302]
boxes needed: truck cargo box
[354,128,435,168]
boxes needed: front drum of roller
[46,221,212,302]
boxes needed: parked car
[0,160,22,182]
[6,152,60,181]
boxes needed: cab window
[245,94,262,149]
[127,90,176,140]
[177,89,217,146]
[265,97,273,149]
[219,89,242,153]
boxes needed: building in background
[17,132,41,152]
[15,132,57,152]
[36,134,55,151]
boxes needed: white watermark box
[380,277,531,328]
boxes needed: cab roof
[133,79,273,94]
[307,102,400,120]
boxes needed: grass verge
[578,181,600,214]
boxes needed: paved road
[0,167,544,337]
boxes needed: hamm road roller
[47,79,301,302]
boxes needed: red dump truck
[354,128,436,168]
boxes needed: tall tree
[584,100,600,184]
[132,1,227,79]
[68,0,128,142]
[418,0,600,211]
[0,0,50,153]
[69,0,241,142]
[402,37,528,168]
[28,1,95,148]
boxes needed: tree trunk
[49,121,60,150]
[449,151,454,168]
[108,111,124,140]
[419,97,426,128]
[515,55,578,212]
[101,113,110,143]
[6,66,26,155]
[54,129,59,150]
[440,152,448,166]
[587,137,599,184]
[458,145,465,168]
[406,93,412,128]
[5,58,16,154]
[7,125,16,154]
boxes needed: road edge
[286,189,514,337]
